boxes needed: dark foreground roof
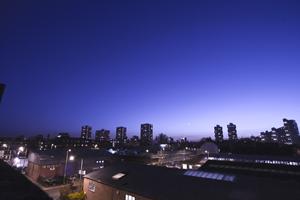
[85,162,300,200]
[0,160,51,200]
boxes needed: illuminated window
[125,194,135,200]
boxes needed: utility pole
[0,83,5,103]
[79,158,84,189]
[64,149,71,184]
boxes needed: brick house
[27,151,64,181]
[27,149,116,181]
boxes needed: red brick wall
[83,178,152,200]
[26,162,64,181]
[27,162,40,180]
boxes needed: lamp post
[204,150,209,159]
[63,149,72,184]
[79,158,84,181]
[79,158,84,190]
[18,146,24,155]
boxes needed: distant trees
[218,140,296,156]
[129,135,139,146]
[155,133,169,144]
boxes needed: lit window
[125,194,135,200]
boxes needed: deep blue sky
[1,0,300,140]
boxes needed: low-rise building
[84,161,300,200]
[26,149,117,181]
[27,150,64,181]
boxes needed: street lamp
[17,146,25,155]
[69,155,75,161]
[63,149,72,184]
[204,150,209,159]
[18,146,24,152]
[79,158,84,189]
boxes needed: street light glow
[69,155,75,161]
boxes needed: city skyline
[0,119,297,142]
[1,1,300,137]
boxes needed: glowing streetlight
[2,144,7,148]
[17,146,25,155]
[18,146,24,152]
[69,155,75,161]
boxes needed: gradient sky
[1,0,300,140]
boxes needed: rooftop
[84,162,300,200]
[0,160,51,200]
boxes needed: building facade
[84,178,150,200]
[214,125,223,142]
[53,137,95,149]
[26,151,64,181]
[81,125,92,139]
[283,118,299,145]
[140,123,153,146]
[260,130,272,143]
[227,123,238,140]
[95,129,110,142]
[116,127,127,144]
[260,119,299,145]
[27,149,116,181]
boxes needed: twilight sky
[1,0,300,140]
